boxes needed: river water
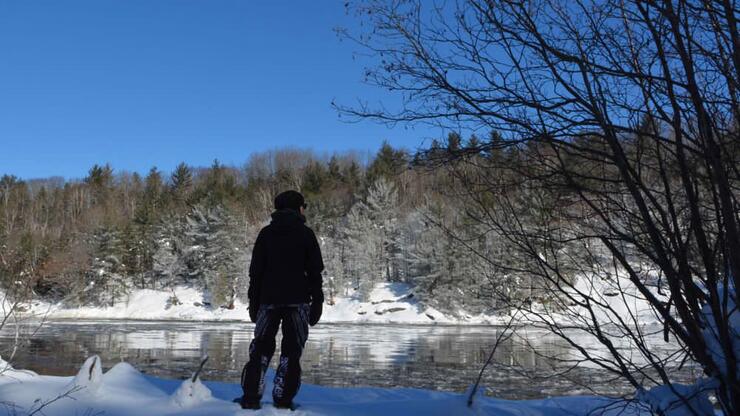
[0,320,700,400]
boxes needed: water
[0,320,700,400]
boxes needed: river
[0,320,700,400]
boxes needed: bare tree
[339,0,739,413]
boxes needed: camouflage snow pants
[240,304,310,406]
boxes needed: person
[238,190,324,410]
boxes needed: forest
[3,124,729,318]
[0,138,525,314]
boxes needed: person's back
[248,209,323,306]
[239,190,324,410]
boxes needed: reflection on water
[1,321,700,399]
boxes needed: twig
[191,355,209,382]
[27,385,84,416]
[467,309,520,407]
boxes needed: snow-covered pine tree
[84,227,129,307]
[233,222,257,304]
[406,198,484,315]
[365,177,405,283]
[407,201,455,311]
[317,228,347,304]
[183,205,241,308]
[345,206,377,299]
[151,216,186,290]
[405,208,442,305]
[346,178,405,298]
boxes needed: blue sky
[0,0,442,179]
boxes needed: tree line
[0,141,553,314]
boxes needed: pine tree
[317,225,349,303]
[407,202,448,309]
[345,177,404,300]
[198,159,238,207]
[183,205,241,307]
[344,205,377,299]
[366,141,408,184]
[84,227,129,307]
[327,156,342,183]
[84,164,114,207]
[170,162,193,209]
[343,160,363,192]
[302,160,328,197]
[407,199,484,314]
[125,167,165,288]
[446,132,462,152]
[151,216,186,290]
[135,167,164,224]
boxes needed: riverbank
[17,283,513,325]
[0,354,698,416]
[13,268,662,327]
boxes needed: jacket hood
[270,209,306,227]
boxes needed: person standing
[239,190,324,410]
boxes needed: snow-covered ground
[322,284,507,324]
[18,283,511,325]
[0,354,695,416]
[16,275,662,326]
[1,278,728,415]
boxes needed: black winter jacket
[247,209,325,306]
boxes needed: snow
[701,283,739,380]
[568,268,663,325]
[0,355,672,416]
[1,279,729,415]
[510,268,666,330]
[10,267,667,328]
[636,381,715,416]
[69,355,104,392]
[323,283,506,325]
[171,377,214,408]
[16,283,511,325]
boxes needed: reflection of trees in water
[1,323,695,399]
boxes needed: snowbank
[323,283,509,325]
[568,268,663,324]
[18,283,510,325]
[14,272,665,327]
[0,356,665,416]
[32,286,249,321]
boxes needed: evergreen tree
[183,205,241,307]
[151,216,186,290]
[343,160,363,193]
[407,199,479,314]
[327,156,342,183]
[344,204,377,299]
[135,167,164,224]
[446,132,462,152]
[125,167,165,287]
[366,141,407,184]
[0,147,573,316]
[199,160,238,207]
[317,223,349,303]
[465,134,481,150]
[302,160,328,197]
[170,162,193,200]
[84,164,114,206]
[345,177,403,299]
[84,227,129,306]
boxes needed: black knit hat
[274,190,306,211]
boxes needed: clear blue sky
[0,0,441,179]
